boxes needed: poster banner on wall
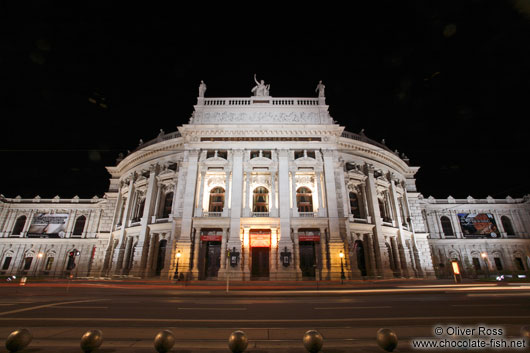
[27,213,69,238]
[457,213,500,238]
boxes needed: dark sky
[1,1,529,199]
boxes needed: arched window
[378,199,390,222]
[12,216,26,235]
[349,192,361,218]
[133,199,145,222]
[297,187,313,212]
[162,192,173,218]
[73,216,86,236]
[501,216,515,236]
[253,187,269,212]
[440,216,454,236]
[208,187,225,212]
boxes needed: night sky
[1,1,529,200]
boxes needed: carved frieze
[196,111,320,124]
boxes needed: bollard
[80,329,103,353]
[228,330,248,353]
[376,328,398,352]
[302,330,324,353]
[522,326,530,340]
[154,330,176,353]
[5,329,32,352]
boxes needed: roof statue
[251,74,270,97]
[315,80,325,97]
[198,80,207,97]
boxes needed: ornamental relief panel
[207,175,226,189]
[197,111,320,124]
[347,182,364,194]
[250,174,271,189]
[295,175,315,188]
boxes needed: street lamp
[481,252,490,280]
[35,252,44,276]
[339,250,345,284]
[173,251,181,280]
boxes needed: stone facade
[1,84,528,280]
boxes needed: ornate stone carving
[207,175,226,189]
[295,175,315,188]
[250,174,271,189]
[198,111,319,124]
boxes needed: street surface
[0,279,528,352]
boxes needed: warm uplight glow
[37,252,44,258]
[451,261,460,275]
[481,252,487,258]
[339,251,344,258]
[176,251,181,258]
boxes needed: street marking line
[0,315,528,323]
[0,299,110,316]
[177,307,247,311]
[452,304,523,307]
[314,306,391,310]
[53,306,109,309]
[466,293,530,297]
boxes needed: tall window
[2,257,12,270]
[12,216,26,235]
[133,199,145,222]
[162,192,173,218]
[297,187,313,212]
[73,216,86,236]
[501,216,515,236]
[253,187,269,212]
[349,192,361,218]
[23,257,33,270]
[440,216,454,236]
[378,199,390,222]
[45,257,54,271]
[208,187,225,212]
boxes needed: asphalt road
[0,281,528,352]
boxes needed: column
[337,166,350,217]
[361,183,371,223]
[242,227,250,279]
[389,179,411,277]
[21,210,35,238]
[112,175,136,272]
[315,171,324,216]
[293,227,301,279]
[270,172,277,217]
[122,236,133,274]
[291,171,298,215]
[322,149,347,280]
[176,149,200,278]
[244,171,251,216]
[320,227,329,279]
[191,227,201,279]
[152,183,163,222]
[195,170,206,216]
[364,164,393,278]
[172,166,185,217]
[450,211,463,238]
[220,227,227,270]
[492,210,506,238]
[227,149,244,280]
[277,149,295,279]
[134,164,159,277]
[223,170,231,217]
[270,227,278,275]
[145,233,157,276]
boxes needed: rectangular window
[2,257,12,270]
[45,257,54,271]
[250,150,260,159]
[306,151,315,159]
[262,150,271,159]
[494,257,503,271]
[23,257,33,270]
[294,150,304,159]
[217,150,227,159]
[206,151,215,159]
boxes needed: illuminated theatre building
[1,79,529,281]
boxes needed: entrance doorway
[299,241,316,277]
[250,229,271,279]
[251,247,269,278]
[200,241,221,279]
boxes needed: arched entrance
[298,229,321,278]
[250,229,270,279]
[155,239,167,276]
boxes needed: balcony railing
[252,212,269,217]
[203,212,222,218]
[299,212,316,218]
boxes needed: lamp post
[173,251,181,280]
[339,250,345,284]
[481,252,489,280]
[34,252,43,277]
